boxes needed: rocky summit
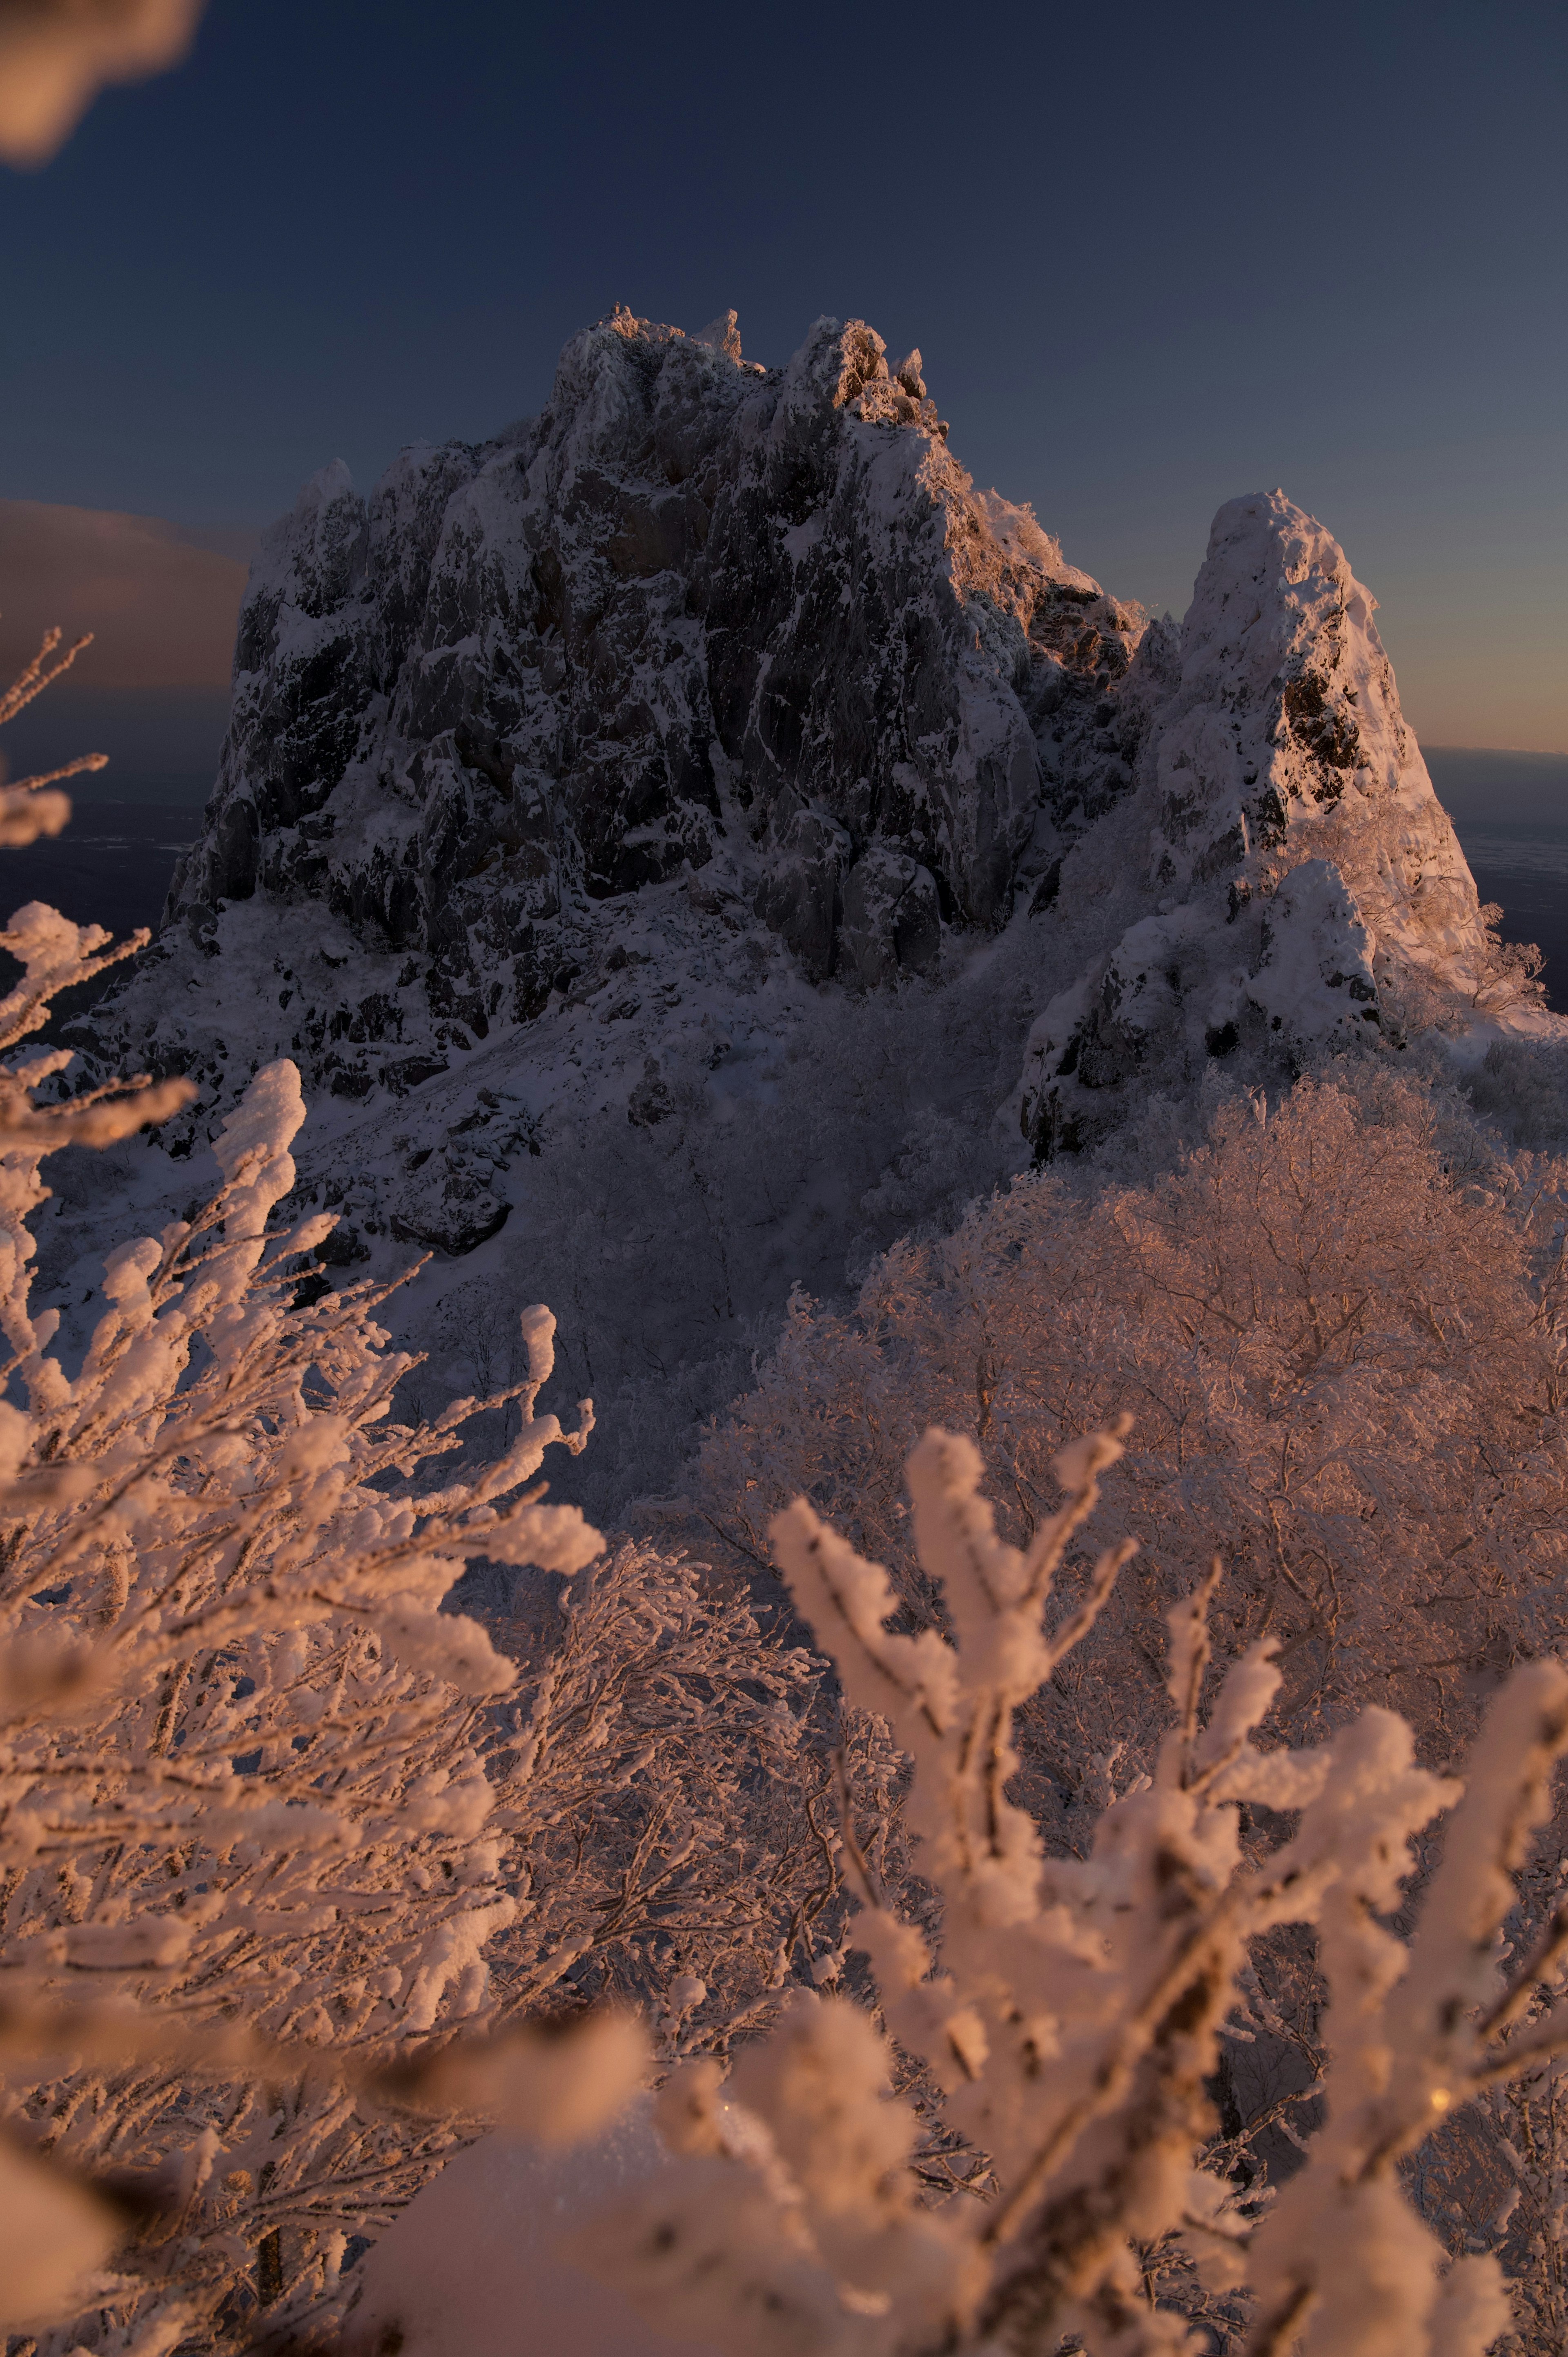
[72,309,1556,1473]
[91,304,1168,1249]
[157,306,1147,1052]
[1007,488,1538,1156]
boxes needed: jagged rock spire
[136,308,1143,1122]
[1011,490,1532,1158]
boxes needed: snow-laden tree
[0,641,831,2350]
[0,1167,827,2350]
[577,1421,1568,2357]
[689,1072,1568,1784]
[679,1069,1568,2337]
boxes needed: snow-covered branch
[573,1425,1566,2357]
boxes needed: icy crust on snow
[1011,490,1556,1157]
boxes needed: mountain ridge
[53,306,1559,1512]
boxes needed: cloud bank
[0,499,248,691]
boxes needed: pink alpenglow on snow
[1013,489,1553,1160]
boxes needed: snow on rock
[1247,858,1380,1041]
[100,305,1142,1142]
[61,333,1550,1515]
[1011,489,1550,1157]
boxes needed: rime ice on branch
[0,630,841,2346]
[0,638,625,2342]
[576,1424,1568,2357]
[0,1047,620,2330]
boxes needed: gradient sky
[1,0,1564,750]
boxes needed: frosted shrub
[487,1535,853,2044]
[0,623,109,840]
[587,1423,1568,2357]
[0,1066,828,2346]
[0,1049,611,2336]
[691,1076,1568,1775]
[1466,1037,1568,1149]
[0,642,830,2348]
[677,1076,1568,2337]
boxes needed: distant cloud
[0,499,249,690]
[0,0,207,167]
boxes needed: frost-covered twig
[0,1046,831,2345]
[0,632,186,1145]
[572,1424,1566,2357]
[0,627,104,849]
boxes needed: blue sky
[2,0,1564,749]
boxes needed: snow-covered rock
[134,305,1139,1097]
[62,323,1548,1516]
[1009,489,1553,1157]
[85,308,1154,1266]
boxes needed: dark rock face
[840,845,941,988]
[388,1142,510,1257]
[160,306,1149,1101]
[626,1058,675,1126]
